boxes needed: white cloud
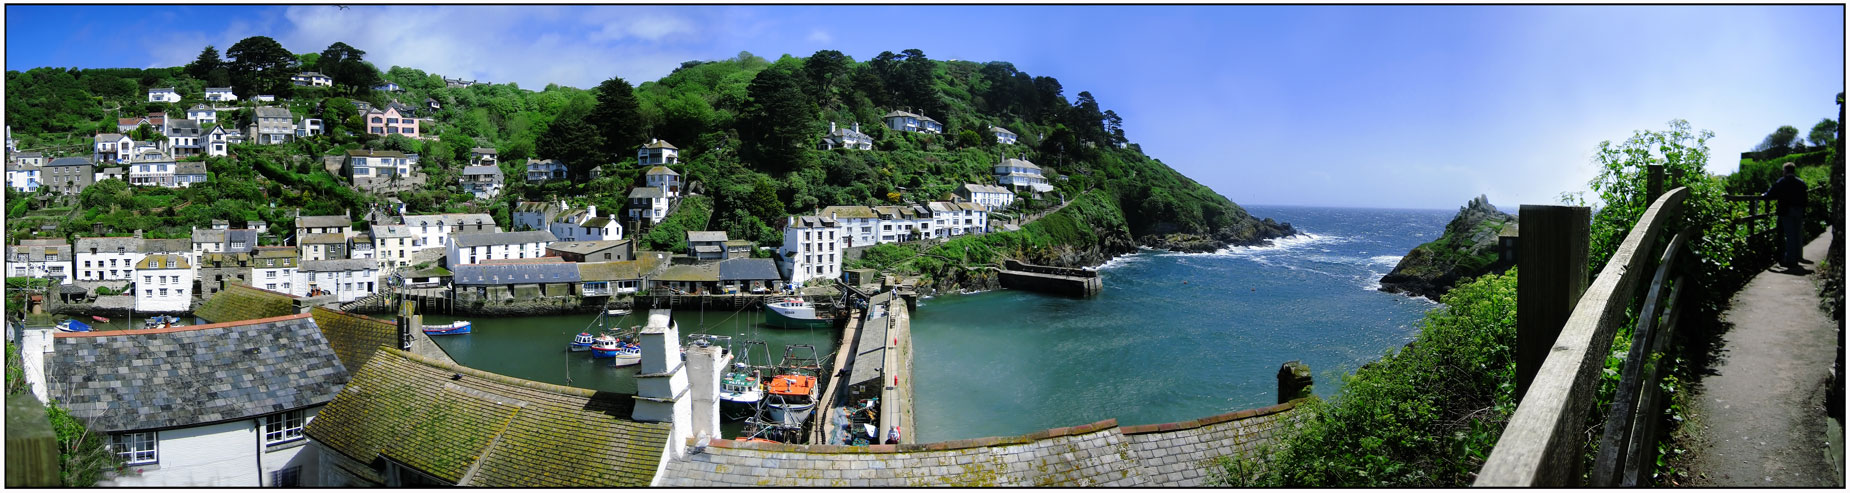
[267,5,730,90]
[807,29,833,44]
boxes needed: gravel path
[1683,229,1843,487]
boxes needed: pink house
[364,107,419,138]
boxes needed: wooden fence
[1476,186,1690,486]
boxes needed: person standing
[1762,162,1809,269]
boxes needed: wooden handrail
[1476,187,1689,486]
[1590,228,1688,485]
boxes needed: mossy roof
[820,205,877,219]
[195,282,297,324]
[304,349,670,486]
[309,307,399,372]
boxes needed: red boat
[91,315,111,323]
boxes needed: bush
[1220,270,1518,487]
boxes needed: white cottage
[780,214,842,287]
[19,314,347,487]
[135,253,195,312]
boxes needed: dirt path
[1683,229,1843,487]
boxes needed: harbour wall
[996,260,1102,298]
[659,400,1301,487]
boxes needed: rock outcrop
[1378,195,1515,301]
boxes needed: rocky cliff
[1378,195,1515,301]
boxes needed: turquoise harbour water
[426,205,1458,444]
[910,205,1455,442]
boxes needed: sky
[5,5,1844,209]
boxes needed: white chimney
[686,341,730,449]
[852,122,860,133]
[632,309,691,457]
[830,121,836,133]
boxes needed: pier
[997,259,1102,297]
[812,289,914,446]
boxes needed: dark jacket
[1763,174,1807,215]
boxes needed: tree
[589,76,645,160]
[315,42,383,96]
[225,36,297,100]
[802,50,851,109]
[536,101,603,181]
[742,65,816,173]
[1754,125,1802,154]
[1810,118,1838,148]
[185,46,228,87]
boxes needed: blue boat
[56,320,91,332]
[422,321,472,336]
[569,332,595,352]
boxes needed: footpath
[1683,228,1843,486]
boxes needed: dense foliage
[1213,270,1520,486]
[7,342,124,486]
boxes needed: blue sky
[6,5,1843,209]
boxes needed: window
[111,432,158,465]
[263,409,307,445]
[270,466,302,487]
[159,288,168,297]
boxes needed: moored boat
[764,298,831,329]
[56,320,91,332]
[422,321,472,335]
[591,334,642,367]
[763,373,819,426]
[607,308,631,317]
[91,315,110,323]
[720,366,765,407]
[569,332,595,352]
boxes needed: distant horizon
[7,5,1843,210]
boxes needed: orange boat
[763,374,818,426]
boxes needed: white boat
[765,298,830,329]
[607,308,631,317]
[720,365,765,407]
[763,373,818,426]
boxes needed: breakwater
[997,259,1102,297]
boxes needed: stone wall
[658,401,1299,487]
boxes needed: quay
[997,259,1102,297]
[812,286,914,446]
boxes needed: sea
[424,205,1458,443]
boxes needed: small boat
[763,373,819,426]
[569,332,596,352]
[143,315,184,330]
[606,308,631,317]
[591,335,642,366]
[91,315,111,323]
[56,320,91,332]
[720,366,765,407]
[765,298,832,329]
[422,321,472,335]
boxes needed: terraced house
[18,314,349,486]
[446,230,557,267]
[75,235,142,282]
[253,246,302,296]
[135,254,194,312]
[43,156,93,194]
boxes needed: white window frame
[112,431,158,465]
[262,409,307,446]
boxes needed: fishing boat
[763,373,819,426]
[608,343,642,367]
[91,315,111,323]
[422,321,472,335]
[721,366,765,408]
[764,298,831,329]
[606,307,631,317]
[590,334,643,366]
[142,315,184,330]
[56,320,91,332]
[569,332,596,352]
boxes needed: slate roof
[300,259,377,272]
[959,183,1012,195]
[989,125,1017,136]
[686,231,728,243]
[167,119,202,132]
[17,151,44,158]
[308,307,400,373]
[370,224,415,239]
[997,157,1041,170]
[655,263,719,282]
[640,139,677,150]
[452,230,556,248]
[548,239,631,256]
[470,147,497,155]
[75,236,140,252]
[304,348,670,486]
[204,87,235,92]
[302,232,347,245]
[645,166,678,176]
[719,258,781,281]
[46,313,349,433]
[627,187,665,199]
[956,202,987,212]
[196,282,299,324]
[253,246,300,261]
[95,133,125,143]
[576,261,643,282]
[515,201,559,213]
[298,215,352,229]
[135,254,191,270]
[820,205,877,219]
[791,215,838,228]
[462,165,501,176]
[254,106,292,119]
[403,213,495,228]
[46,157,92,167]
[346,149,407,159]
[141,238,191,253]
[451,263,580,285]
[175,161,208,176]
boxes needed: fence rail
[1476,186,1690,486]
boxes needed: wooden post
[1516,205,1591,399]
[1646,164,1665,202]
[6,395,59,487]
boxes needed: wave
[1091,252,1148,271]
[1210,232,1344,256]
[1368,255,1403,266]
